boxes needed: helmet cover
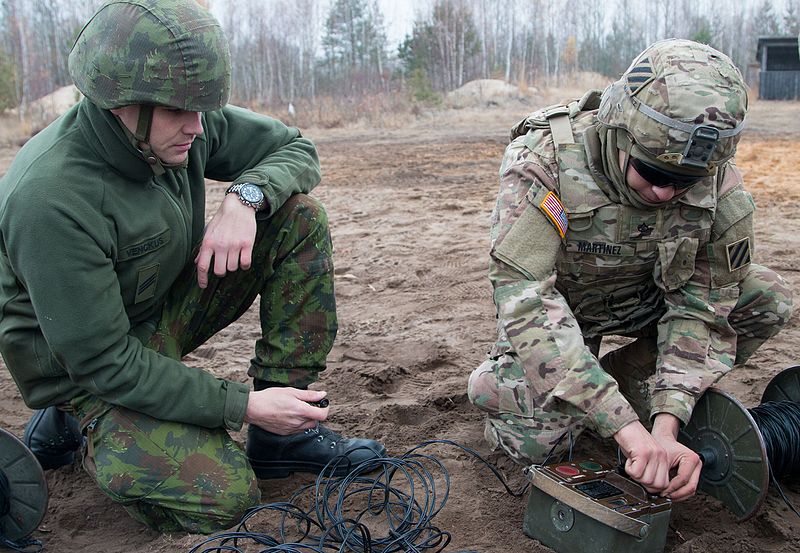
[597,39,747,172]
[69,0,231,111]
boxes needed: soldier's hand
[244,387,328,435]
[651,413,702,501]
[613,420,670,494]
[195,194,257,289]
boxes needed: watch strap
[226,182,265,211]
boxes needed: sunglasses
[629,157,707,189]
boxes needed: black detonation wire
[0,471,43,553]
[748,400,800,518]
[188,439,529,553]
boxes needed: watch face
[240,184,264,203]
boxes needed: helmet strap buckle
[680,126,719,169]
[134,105,154,145]
[132,104,164,175]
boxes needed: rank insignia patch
[726,237,751,272]
[539,191,568,238]
[134,263,160,304]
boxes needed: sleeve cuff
[587,396,640,438]
[650,390,695,427]
[223,380,250,431]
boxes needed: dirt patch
[1,97,800,552]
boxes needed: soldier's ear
[109,105,140,135]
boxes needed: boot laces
[303,425,345,449]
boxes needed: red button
[555,465,580,476]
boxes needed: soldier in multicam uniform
[468,39,793,501]
[0,0,384,533]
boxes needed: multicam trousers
[468,263,793,466]
[70,194,337,533]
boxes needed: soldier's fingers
[195,249,212,288]
[293,389,327,403]
[239,244,253,271]
[299,419,320,431]
[212,248,228,277]
[662,470,689,498]
[226,247,240,272]
[629,453,668,492]
[625,457,645,481]
[663,458,701,501]
[641,462,665,492]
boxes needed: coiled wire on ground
[188,440,528,553]
[188,401,800,551]
[749,400,800,517]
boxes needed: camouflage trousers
[467,263,793,466]
[70,194,337,534]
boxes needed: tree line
[1,0,799,115]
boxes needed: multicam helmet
[597,39,747,174]
[68,0,231,112]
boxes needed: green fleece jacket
[0,99,320,431]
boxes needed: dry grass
[245,92,418,131]
[0,74,615,149]
[0,113,46,148]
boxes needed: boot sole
[32,450,76,471]
[249,460,328,479]
[248,447,387,480]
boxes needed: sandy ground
[1,94,800,552]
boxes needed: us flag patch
[726,237,751,271]
[539,191,568,238]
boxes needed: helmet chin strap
[133,105,165,176]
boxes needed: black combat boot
[23,406,83,470]
[246,380,386,479]
[246,423,386,479]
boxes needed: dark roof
[756,36,799,62]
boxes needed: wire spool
[754,365,800,481]
[0,427,48,545]
[678,365,800,521]
[761,365,800,404]
[678,388,770,521]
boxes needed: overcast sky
[207,0,797,51]
[378,0,419,46]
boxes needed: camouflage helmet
[597,39,747,173]
[68,0,231,111]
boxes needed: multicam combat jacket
[488,93,755,436]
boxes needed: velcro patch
[726,237,751,271]
[539,191,568,238]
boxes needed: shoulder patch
[539,191,568,238]
[726,236,751,271]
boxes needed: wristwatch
[226,182,266,211]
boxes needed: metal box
[523,460,671,553]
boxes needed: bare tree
[1,0,793,115]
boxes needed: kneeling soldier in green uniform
[0,0,384,534]
[468,39,792,502]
